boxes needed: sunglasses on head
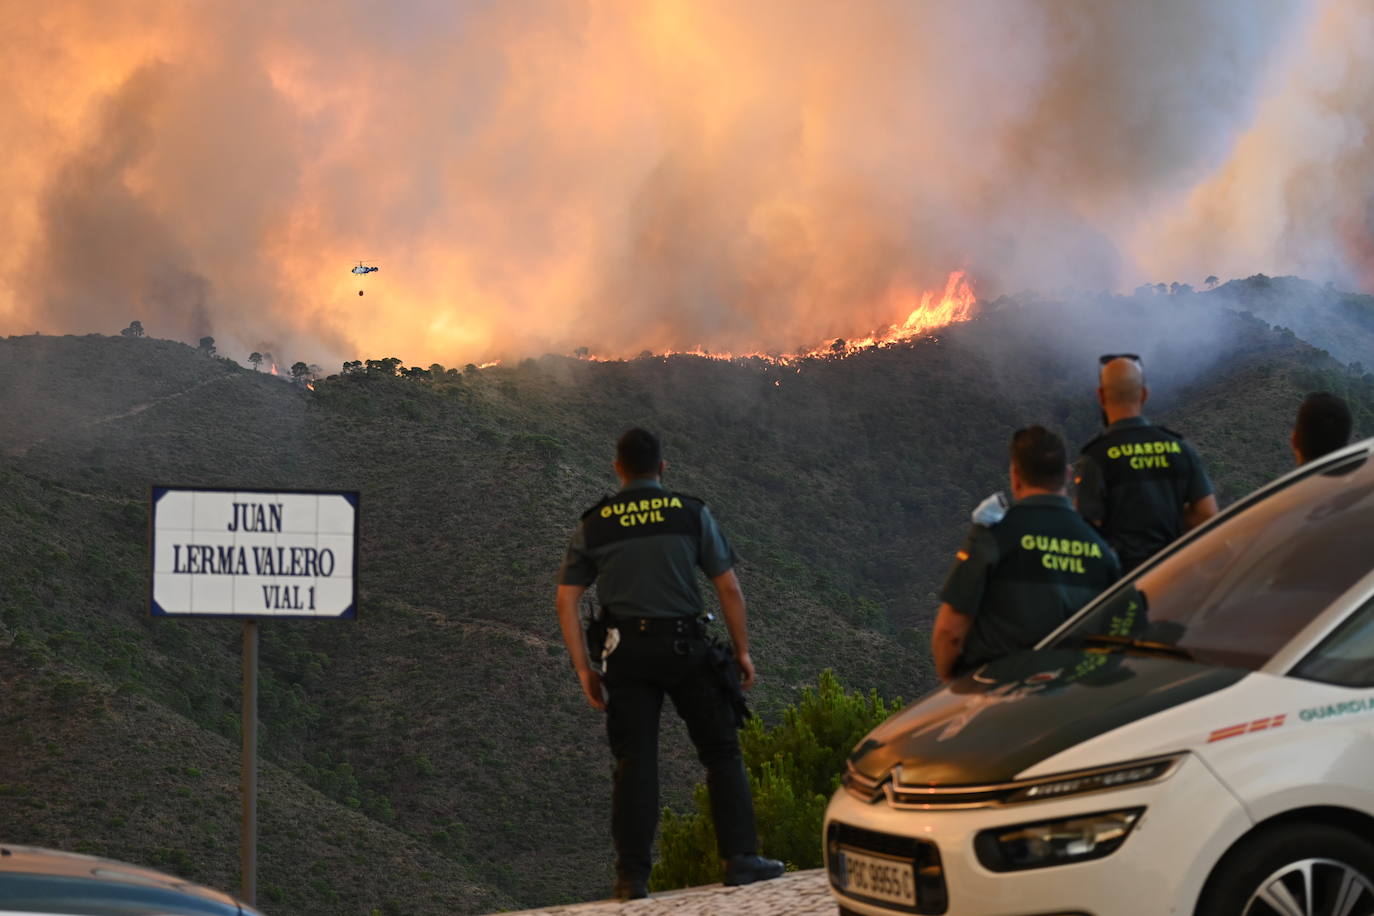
[1098,353,1141,366]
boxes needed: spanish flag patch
[956,550,970,562]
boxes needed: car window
[1293,593,1374,687]
[1056,452,1374,671]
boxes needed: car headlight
[882,753,1183,809]
[975,808,1144,872]
[1003,754,1180,803]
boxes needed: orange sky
[1,1,1369,369]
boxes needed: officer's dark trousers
[603,632,756,882]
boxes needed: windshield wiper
[1076,633,1196,661]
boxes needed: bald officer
[555,428,783,900]
[933,426,1121,682]
[1075,356,1218,572]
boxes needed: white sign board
[150,487,358,618]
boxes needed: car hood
[0,844,256,913]
[849,649,1246,786]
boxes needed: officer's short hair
[1295,392,1352,462]
[617,428,662,476]
[1011,425,1067,490]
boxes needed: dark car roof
[0,845,260,916]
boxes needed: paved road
[495,870,834,915]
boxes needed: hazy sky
[2,1,1369,367]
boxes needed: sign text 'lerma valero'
[150,487,359,618]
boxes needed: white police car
[826,440,1374,916]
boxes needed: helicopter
[351,261,379,295]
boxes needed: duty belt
[609,615,707,637]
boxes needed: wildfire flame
[792,270,977,360]
[585,270,976,365]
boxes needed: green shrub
[651,669,899,890]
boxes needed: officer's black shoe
[611,875,648,901]
[722,853,785,886]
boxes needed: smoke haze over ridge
[2,0,1370,367]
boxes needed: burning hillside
[791,270,978,359]
[592,270,977,364]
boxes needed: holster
[584,608,609,670]
[706,638,752,729]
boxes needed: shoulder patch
[580,495,613,520]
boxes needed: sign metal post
[241,618,259,904]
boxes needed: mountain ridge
[3,288,1373,913]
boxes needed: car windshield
[1055,449,1374,671]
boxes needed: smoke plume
[1,0,1368,367]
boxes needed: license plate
[837,846,917,907]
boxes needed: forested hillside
[1207,274,1374,368]
[2,288,1372,914]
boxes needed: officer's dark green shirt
[939,494,1121,670]
[1075,416,1213,571]
[557,478,738,619]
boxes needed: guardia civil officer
[932,426,1121,682]
[1075,356,1218,572]
[1292,391,1352,465]
[555,428,784,901]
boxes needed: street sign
[150,486,358,618]
[148,485,360,905]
